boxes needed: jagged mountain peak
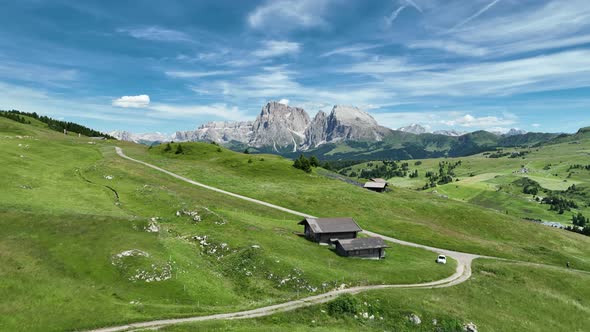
[330,105,378,126]
[398,124,428,135]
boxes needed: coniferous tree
[175,144,184,154]
[164,143,172,152]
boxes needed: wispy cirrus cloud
[451,0,502,30]
[148,103,249,121]
[252,40,301,58]
[248,0,331,31]
[165,70,235,78]
[117,26,191,42]
[408,40,488,56]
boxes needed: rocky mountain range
[111,101,539,155]
[156,102,394,152]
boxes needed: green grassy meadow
[344,139,590,225]
[152,259,590,332]
[0,117,455,331]
[2,116,590,331]
[123,141,590,271]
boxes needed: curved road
[88,147,486,332]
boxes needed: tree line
[293,154,319,173]
[1,110,115,139]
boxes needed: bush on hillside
[327,294,360,316]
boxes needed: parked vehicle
[436,254,447,264]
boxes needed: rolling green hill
[1,116,589,331]
[275,130,558,161]
[340,131,590,227]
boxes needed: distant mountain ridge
[110,101,565,159]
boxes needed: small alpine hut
[298,217,362,244]
[363,178,388,192]
[335,237,389,259]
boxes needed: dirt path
[89,147,485,332]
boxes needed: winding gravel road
[86,147,486,332]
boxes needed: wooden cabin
[298,217,361,244]
[335,237,388,259]
[363,181,388,192]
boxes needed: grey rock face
[109,130,170,144]
[174,121,253,144]
[433,129,465,137]
[303,111,328,149]
[250,101,310,151]
[304,105,391,148]
[398,124,427,135]
[505,128,527,136]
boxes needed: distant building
[298,217,362,244]
[89,136,107,140]
[363,181,388,192]
[335,237,388,259]
[370,178,388,183]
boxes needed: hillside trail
[84,147,566,331]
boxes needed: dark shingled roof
[336,237,388,251]
[298,217,362,233]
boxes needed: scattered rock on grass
[408,313,422,325]
[464,322,478,332]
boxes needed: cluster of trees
[422,160,462,189]
[542,196,578,214]
[358,160,409,179]
[487,150,511,158]
[564,225,590,237]
[323,159,368,172]
[0,111,31,124]
[293,154,319,173]
[568,164,590,171]
[163,143,185,154]
[572,213,588,227]
[1,110,115,139]
[515,178,543,196]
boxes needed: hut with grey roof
[298,217,362,244]
[335,237,388,259]
[363,181,388,192]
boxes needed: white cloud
[320,43,383,57]
[278,98,290,105]
[441,113,517,128]
[452,0,590,55]
[165,70,234,78]
[112,95,150,108]
[531,123,541,128]
[117,26,191,42]
[337,57,437,75]
[370,49,590,97]
[451,0,502,30]
[248,0,330,31]
[148,103,249,120]
[408,40,488,57]
[384,6,407,27]
[252,40,301,58]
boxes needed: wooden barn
[335,237,388,259]
[298,217,362,244]
[363,181,388,192]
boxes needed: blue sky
[1,0,590,134]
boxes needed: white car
[436,254,447,264]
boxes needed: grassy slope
[0,118,455,332]
[123,142,590,271]
[152,259,590,332]
[347,138,590,224]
